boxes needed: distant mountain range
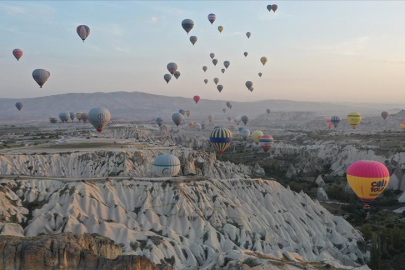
[0,91,403,123]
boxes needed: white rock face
[315,175,326,187]
[398,191,405,203]
[317,188,329,201]
[0,178,366,269]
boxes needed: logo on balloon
[370,180,387,192]
[98,114,104,121]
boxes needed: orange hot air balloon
[193,95,200,104]
[347,160,390,210]
[400,121,405,131]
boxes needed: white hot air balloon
[152,155,181,177]
[88,107,111,132]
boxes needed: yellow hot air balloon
[347,160,390,210]
[251,130,264,145]
[260,57,267,66]
[186,110,191,117]
[347,112,362,129]
[400,121,405,131]
[218,26,223,33]
[188,121,194,128]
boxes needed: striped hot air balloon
[152,155,181,177]
[210,127,233,155]
[12,49,23,61]
[77,25,90,42]
[331,116,341,128]
[347,112,362,129]
[347,160,390,210]
[259,135,274,152]
[208,14,216,24]
[69,112,76,121]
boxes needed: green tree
[369,233,381,270]
[360,224,373,241]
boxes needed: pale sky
[0,1,404,103]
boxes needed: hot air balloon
[347,160,390,210]
[81,112,88,123]
[245,81,253,89]
[204,79,208,84]
[212,59,218,66]
[210,53,215,59]
[217,85,223,93]
[331,116,341,128]
[179,109,185,115]
[272,4,278,12]
[208,114,214,123]
[190,36,198,45]
[227,117,232,122]
[88,108,111,132]
[182,19,194,34]
[50,117,58,124]
[218,26,223,33]
[238,127,244,132]
[76,112,82,121]
[167,62,178,75]
[244,52,248,57]
[252,130,264,145]
[214,78,219,85]
[186,110,191,117]
[12,49,23,61]
[77,25,90,42]
[347,112,362,129]
[32,69,50,88]
[223,109,226,113]
[400,121,405,131]
[258,73,262,77]
[326,119,333,129]
[266,109,271,115]
[15,102,23,111]
[195,123,202,131]
[203,66,207,72]
[172,113,184,127]
[246,32,251,38]
[210,127,232,155]
[240,128,250,140]
[249,87,254,92]
[381,111,388,120]
[234,116,241,125]
[174,71,181,79]
[188,121,194,128]
[224,61,230,69]
[208,14,216,24]
[221,69,225,74]
[59,112,69,123]
[193,96,200,104]
[69,112,76,121]
[153,155,181,177]
[241,115,249,125]
[226,102,232,109]
[259,135,274,152]
[164,74,171,84]
[267,5,273,12]
[260,57,267,66]
[156,117,163,127]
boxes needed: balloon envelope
[227,117,232,122]
[203,66,207,72]
[210,53,215,59]
[214,78,219,85]
[259,135,274,152]
[208,14,216,24]
[193,96,200,104]
[266,109,271,115]
[218,26,223,33]
[182,19,194,34]
[244,52,248,57]
[241,115,249,125]
[81,112,88,123]
[208,114,214,122]
[186,110,191,117]
[15,102,23,111]
[59,112,69,123]
[172,113,184,126]
[260,57,268,65]
[400,121,405,131]
[347,160,390,206]
[347,112,362,129]
[173,71,181,80]
[76,112,82,121]
[224,61,230,69]
[381,111,388,120]
[210,128,232,155]
[331,116,341,128]
[226,101,232,109]
[221,69,225,74]
[217,85,223,93]
[167,62,178,75]
[252,130,264,144]
[246,32,251,38]
[13,49,23,61]
[272,4,278,12]
[77,25,90,42]
[240,129,250,140]
[164,74,171,84]
[153,155,181,177]
[212,59,218,66]
[32,69,50,88]
[69,112,76,121]
[204,79,208,84]
[245,81,253,89]
[190,36,198,45]
[234,116,241,125]
[88,107,111,132]
[179,109,185,115]
[156,117,163,127]
[258,73,262,77]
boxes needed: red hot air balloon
[272,4,278,12]
[77,25,90,42]
[12,49,23,61]
[193,96,200,104]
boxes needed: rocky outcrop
[317,187,329,201]
[0,178,366,269]
[0,233,171,270]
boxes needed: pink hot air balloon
[12,49,23,61]
[272,4,278,12]
[193,95,201,104]
[77,25,90,42]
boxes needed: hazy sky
[0,1,404,103]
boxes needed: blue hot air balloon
[156,117,163,127]
[172,113,184,127]
[210,127,233,155]
[15,102,23,111]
